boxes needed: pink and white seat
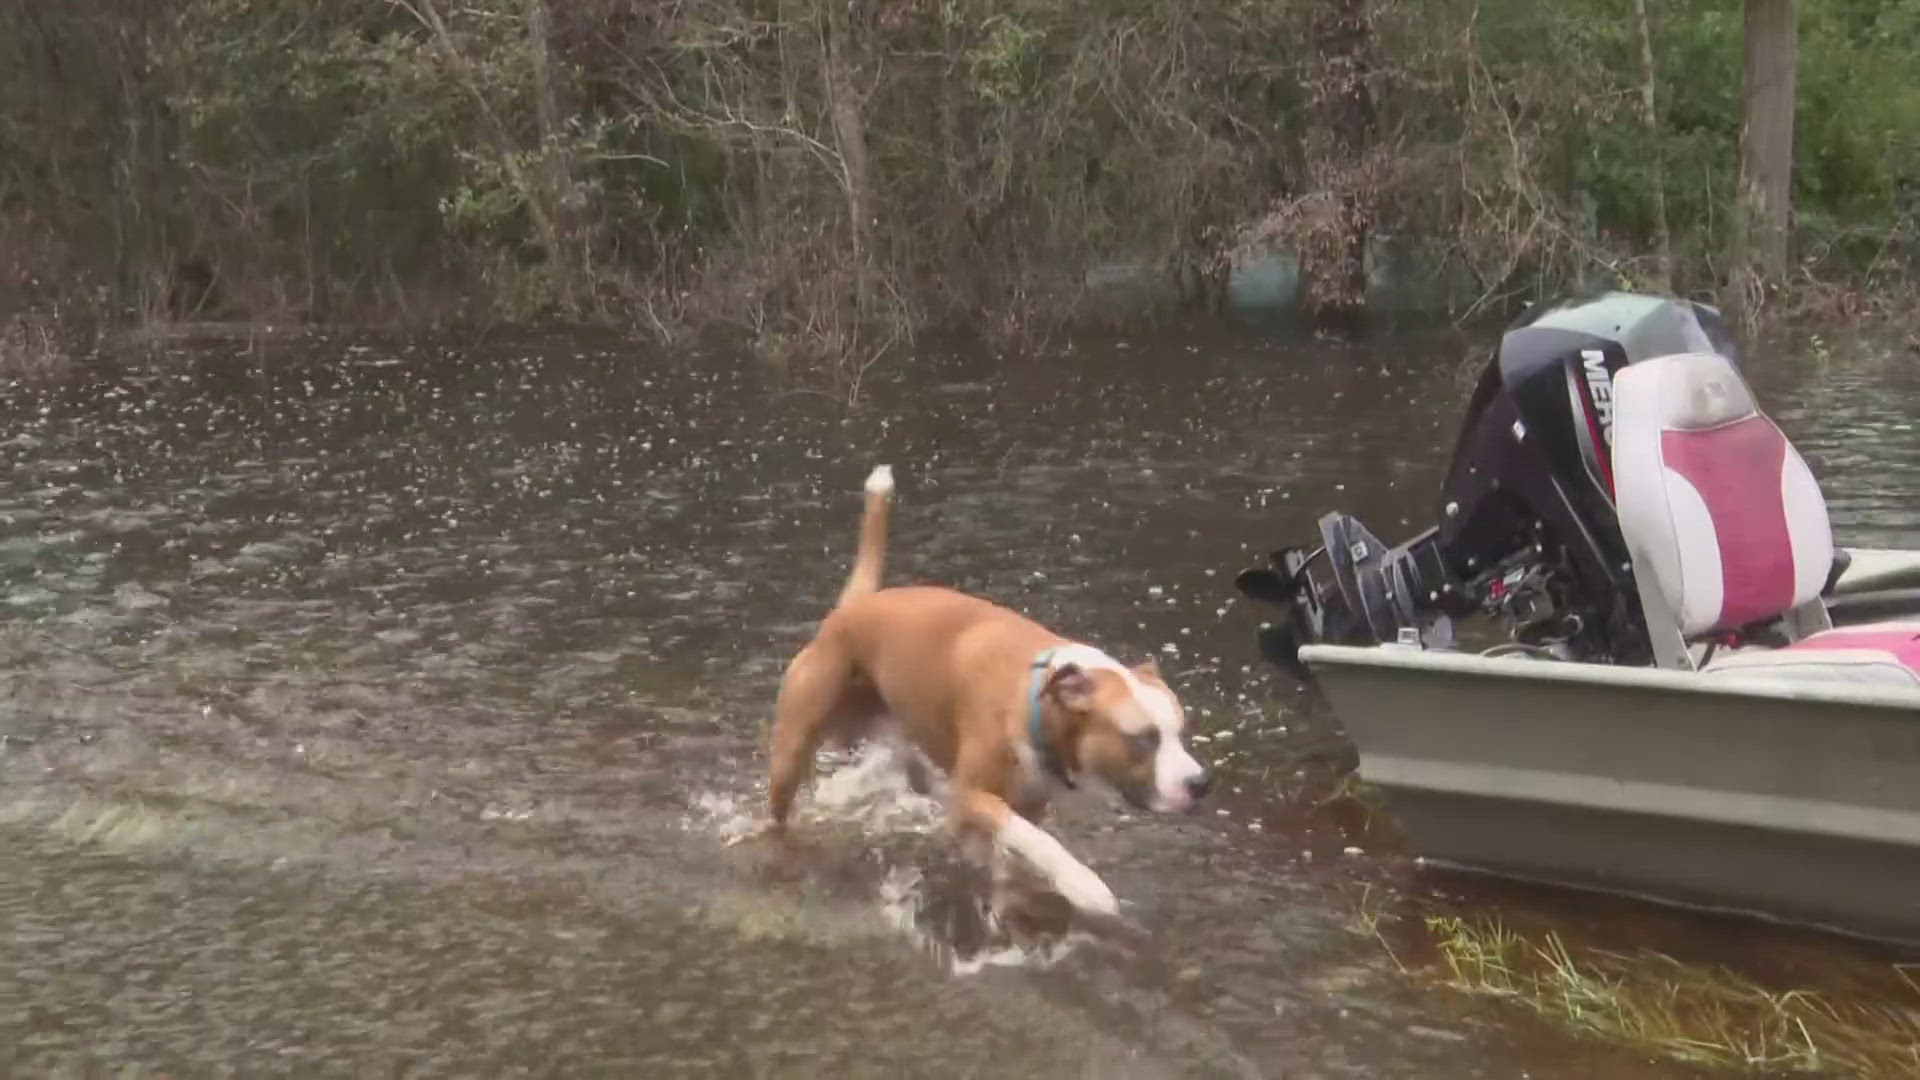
[1611,350,1920,688]
[1701,623,1920,689]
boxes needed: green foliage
[1372,0,1918,298]
[1793,0,1920,277]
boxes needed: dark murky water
[2,326,1916,1077]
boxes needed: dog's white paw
[995,814,1119,917]
[723,821,784,847]
[865,465,894,496]
[1052,861,1120,917]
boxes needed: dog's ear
[1046,663,1097,711]
[1131,655,1163,683]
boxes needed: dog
[750,464,1211,923]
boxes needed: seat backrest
[1612,351,1832,638]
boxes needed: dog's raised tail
[838,464,894,606]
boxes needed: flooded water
[2,325,1916,1077]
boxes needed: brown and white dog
[752,464,1211,920]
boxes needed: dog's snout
[1185,771,1214,801]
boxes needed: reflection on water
[2,326,1914,1077]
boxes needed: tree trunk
[1632,0,1672,293]
[821,0,875,322]
[521,0,584,314]
[1734,0,1796,291]
[111,7,177,322]
[1305,0,1377,324]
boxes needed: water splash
[687,745,1086,974]
[687,789,759,842]
[876,863,1087,976]
[802,742,945,835]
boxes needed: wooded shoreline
[2,1,1915,373]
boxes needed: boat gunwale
[1298,642,1920,713]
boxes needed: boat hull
[1299,642,1920,942]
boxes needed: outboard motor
[1237,291,1743,674]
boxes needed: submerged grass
[1425,914,1920,1076]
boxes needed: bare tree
[1633,0,1672,293]
[396,0,583,315]
[1733,0,1796,306]
[821,0,875,321]
[522,0,588,312]
[1303,0,1380,322]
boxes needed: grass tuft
[1426,914,1920,1076]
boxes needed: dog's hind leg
[762,642,873,832]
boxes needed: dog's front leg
[951,788,1118,919]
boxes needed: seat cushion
[1613,352,1833,637]
[1701,623,1920,689]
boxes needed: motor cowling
[1237,291,1743,672]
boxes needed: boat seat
[1701,623,1920,689]
[1612,350,1918,674]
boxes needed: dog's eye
[1130,728,1161,754]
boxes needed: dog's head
[1039,646,1212,813]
